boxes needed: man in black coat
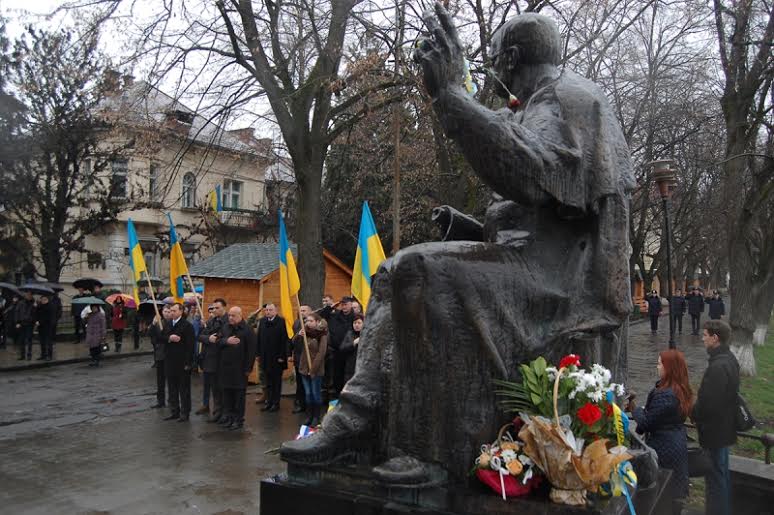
[71,287,87,342]
[163,303,195,421]
[668,289,687,334]
[645,290,662,335]
[706,290,726,320]
[320,296,356,397]
[257,303,289,412]
[149,305,170,409]
[34,295,55,361]
[692,320,739,515]
[15,291,35,360]
[218,306,257,430]
[198,298,228,422]
[687,287,705,335]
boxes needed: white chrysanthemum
[501,449,517,462]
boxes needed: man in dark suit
[163,303,195,422]
[257,303,289,412]
[149,305,170,409]
[218,306,257,430]
[199,298,229,422]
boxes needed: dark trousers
[133,326,140,349]
[649,314,659,332]
[705,447,731,515]
[113,329,124,346]
[166,369,191,417]
[18,324,33,358]
[294,359,306,409]
[672,314,683,333]
[39,326,53,358]
[73,315,82,341]
[203,371,219,407]
[691,314,701,334]
[265,366,284,407]
[89,345,102,362]
[223,388,246,423]
[155,360,166,406]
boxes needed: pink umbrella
[106,293,137,309]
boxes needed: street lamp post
[651,159,678,349]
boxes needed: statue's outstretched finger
[434,2,461,46]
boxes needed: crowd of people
[644,286,726,336]
[627,319,739,515]
[1,289,63,361]
[140,294,364,431]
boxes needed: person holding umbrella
[35,295,56,360]
[14,291,35,360]
[3,294,19,350]
[71,287,88,342]
[110,296,128,353]
[85,303,107,366]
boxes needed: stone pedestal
[260,465,674,515]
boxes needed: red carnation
[577,402,602,426]
[559,354,581,369]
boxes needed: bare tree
[0,22,131,282]
[713,0,774,374]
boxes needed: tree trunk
[293,156,326,307]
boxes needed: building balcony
[218,207,262,228]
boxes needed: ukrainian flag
[208,185,222,212]
[167,213,189,302]
[127,219,148,305]
[278,210,300,338]
[351,201,386,312]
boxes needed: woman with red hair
[630,349,693,504]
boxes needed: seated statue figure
[281,4,636,485]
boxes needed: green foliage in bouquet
[494,357,553,418]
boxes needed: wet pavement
[0,334,154,371]
[0,316,713,514]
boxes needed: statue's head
[490,13,561,98]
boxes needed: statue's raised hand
[414,3,465,99]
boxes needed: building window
[222,179,242,209]
[111,159,128,198]
[182,172,196,208]
[143,250,157,277]
[149,164,160,202]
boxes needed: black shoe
[177,415,189,422]
[268,404,280,412]
[217,417,232,426]
[292,405,305,414]
[228,422,244,431]
[36,356,45,360]
[163,414,180,421]
[17,356,25,361]
[260,403,272,412]
[207,416,221,423]
[151,403,165,409]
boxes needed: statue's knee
[392,251,427,306]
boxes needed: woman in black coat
[630,349,693,503]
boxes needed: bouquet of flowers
[473,422,542,499]
[494,355,635,507]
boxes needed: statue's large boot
[280,399,372,465]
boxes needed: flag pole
[294,294,313,372]
[143,275,162,328]
[184,272,204,321]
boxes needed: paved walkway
[626,315,712,398]
[0,334,153,371]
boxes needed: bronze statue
[281,4,635,486]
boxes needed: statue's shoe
[280,430,360,466]
[372,456,447,486]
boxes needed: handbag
[687,444,712,477]
[736,392,756,432]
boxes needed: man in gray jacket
[198,298,228,422]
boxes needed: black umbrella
[138,299,165,317]
[73,277,103,290]
[0,282,20,298]
[38,282,65,292]
[19,283,55,295]
[70,296,106,305]
[137,276,163,287]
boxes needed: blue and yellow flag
[351,201,386,312]
[127,219,148,305]
[278,210,300,338]
[208,184,222,212]
[167,213,189,302]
